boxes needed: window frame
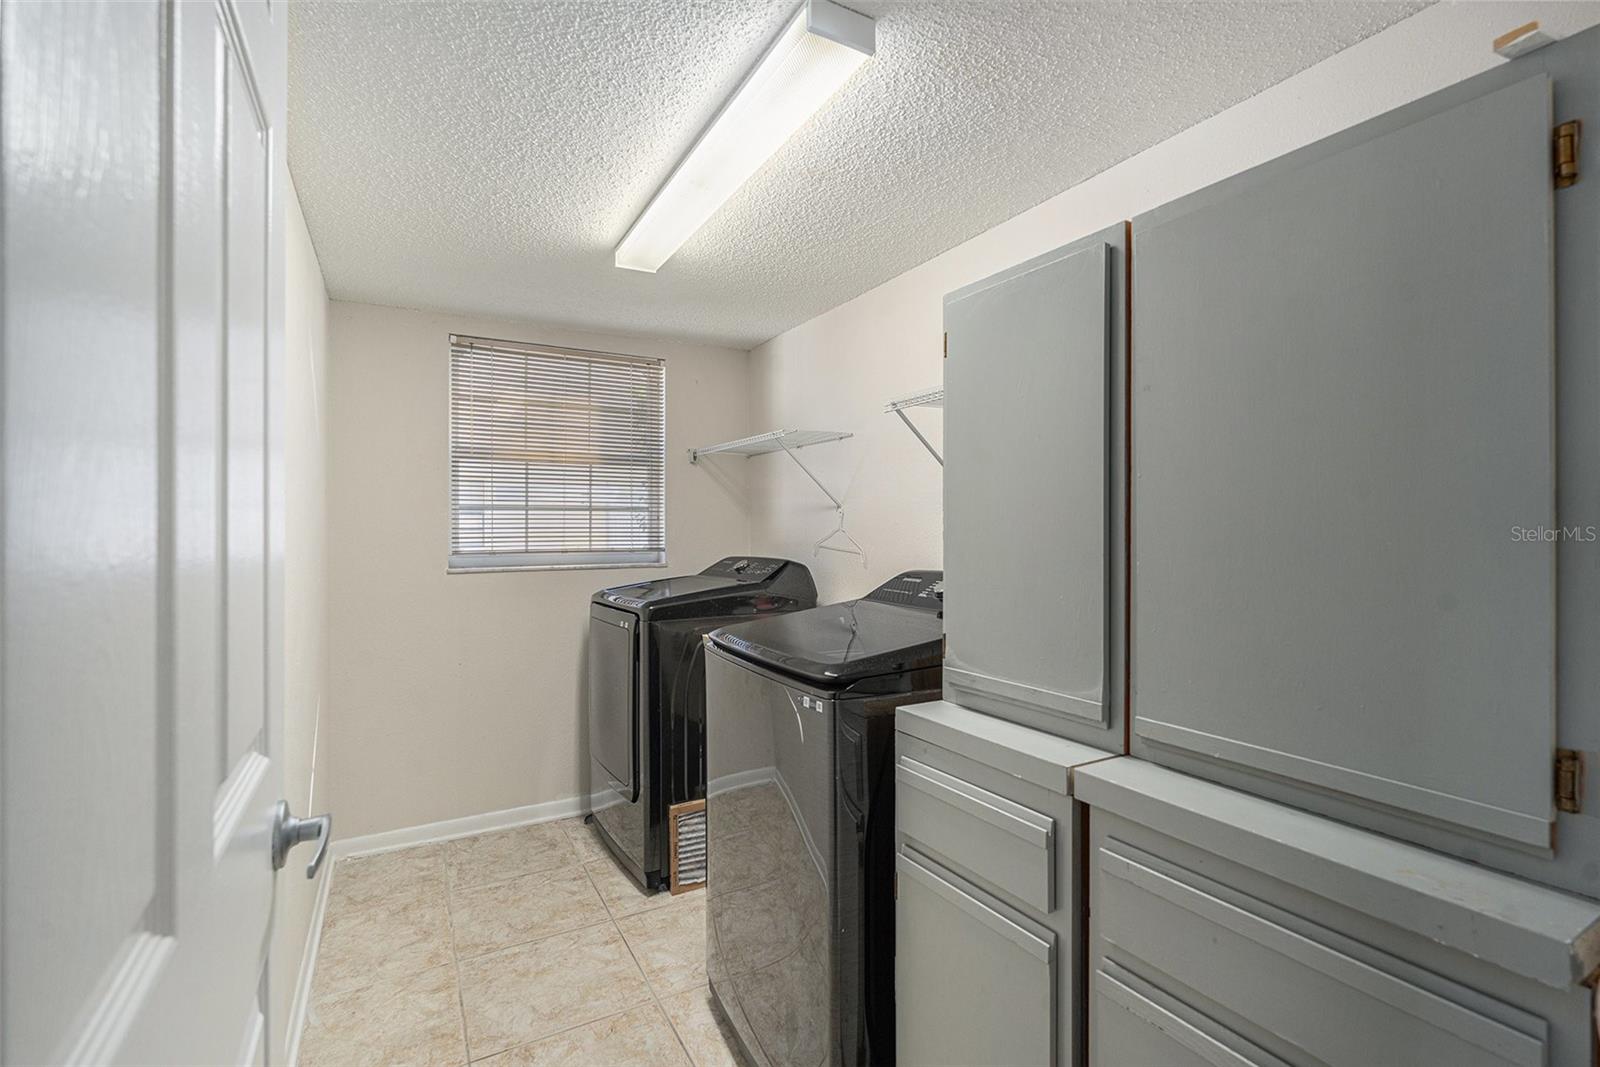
[446,333,668,574]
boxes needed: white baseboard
[706,765,777,797]
[284,858,334,1067]
[330,791,607,860]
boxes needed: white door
[1,2,321,1064]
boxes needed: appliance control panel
[701,556,787,583]
[863,570,944,610]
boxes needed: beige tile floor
[300,817,746,1067]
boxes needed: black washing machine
[588,557,816,890]
[704,570,944,1066]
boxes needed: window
[449,334,666,571]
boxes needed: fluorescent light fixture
[614,0,875,273]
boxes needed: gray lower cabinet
[942,223,1127,751]
[1129,23,1600,898]
[895,700,1116,1067]
[896,850,1055,1067]
[1078,758,1600,1067]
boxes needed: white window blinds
[449,335,666,570]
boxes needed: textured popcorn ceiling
[288,1,1426,349]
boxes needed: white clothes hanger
[770,439,867,569]
[813,506,867,567]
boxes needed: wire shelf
[884,387,944,413]
[689,429,852,462]
[689,428,864,565]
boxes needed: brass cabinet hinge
[1556,748,1584,814]
[1555,119,1581,189]
[943,332,948,359]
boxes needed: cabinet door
[1131,73,1556,847]
[896,849,1055,1067]
[944,232,1119,744]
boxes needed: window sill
[447,558,668,575]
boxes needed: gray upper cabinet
[943,225,1127,749]
[1130,53,1590,877]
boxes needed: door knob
[272,800,332,879]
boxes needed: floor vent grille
[670,799,707,894]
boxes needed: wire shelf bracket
[884,388,944,465]
[688,429,864,566]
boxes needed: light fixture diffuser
[614,0,875,273]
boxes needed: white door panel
[225,31,271,779]
[1,2,167,1062]
[2,1,299,1063]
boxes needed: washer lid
[709,571,944,686]
[595,574,735,609]
[593,557,803,609]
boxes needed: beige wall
[308,0,1600,847]
[748,1,1600,604]
[324,303,751,837]
[271,176,331,1064]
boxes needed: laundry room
[7,2,1600,1066]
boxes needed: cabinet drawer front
[1094,960,1289,1067]
[896,756,1055,912]
[1098,841,1548,1067]
[897,849,1055,1067]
